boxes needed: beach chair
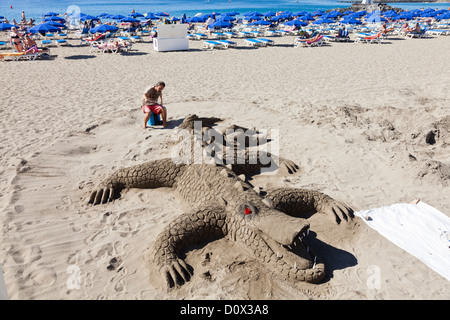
[426,29,450,36]
[0,50,49,61]
[211,32,226,39]
[75,27,90,39]
[406,28,428,38]
[256,38,274,46]
[41,39,53,47]
[238,31,251,38]
[202,40,223,50]
[294,35,324,48]
[194,33,208,40]
[129,35,143,42]
[55,39,68,47]
[45,33,55,39]
[244,38,266,47]
[81,33,106,45]
[116,38,132,51]
[336,29,350,42]
[354,32,382,44]
[57,32,68,39]
[216,39,237,48]
[89,41,103,53]
[0,41,7,49]
[223,31,237,38]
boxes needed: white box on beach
[153,24,189,52]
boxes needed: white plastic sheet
[356,201,450,281]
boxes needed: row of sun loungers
[202,37,276,50]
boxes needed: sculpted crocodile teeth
[256,227,313,270]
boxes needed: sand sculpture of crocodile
[88,115,354,288]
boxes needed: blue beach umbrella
[246,14,262,21]
[313,10,324,15]
[313,18,334,24]
[80,15,100,21]
[43,12,59,17]
[341,17,362,25]
[90,24,119,33]
[270,16,282,22]
[0,22,18,30]
[186,16,205,23]
[366,14,387,23]
[144,12,160,20]
[109,14,126,20]
[436,12,450,20]
[243,11,262,17]
[208,20,233,29]
[297,15,315,21]
[45,21,66,28]
[263,11,276,17]
[119,17,140,23]
[44,16,65,22]
[130,12,144,18]
[398,12,414,20]
[97,13,110,18]
[250,20,271,26]
[28,23,60,34]
[284,19,308,27]
[217,15,235,22]
[155,12,170,17]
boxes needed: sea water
[2,0,449,21]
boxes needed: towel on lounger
[355,201,450,281]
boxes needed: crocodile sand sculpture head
[87,115,354,288]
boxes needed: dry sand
[0,33,449,300]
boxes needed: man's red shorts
[142,104,162,114]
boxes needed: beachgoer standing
[141,82,167,128]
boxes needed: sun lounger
[129,35,143,42]
[354,32,382,44]
[202,40,223,50]
[406,29,427,38]
[294,35,324,48]
[425,29,450,36]
[55,39,68,46]
[238,31,252,38]
[0,41,7,49]
[216,39,237,48]
[244,38,266,47]
[41,39,54,47]
[194,33,208,40]
[256,38,274,46]
[223,31,237,38]
[211,32,226,39]
[0,50,49,61]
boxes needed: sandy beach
[1,32,450,300]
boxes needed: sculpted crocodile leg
[88,159,186,205]
[265,188,354,224]
[152,206,227,288]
